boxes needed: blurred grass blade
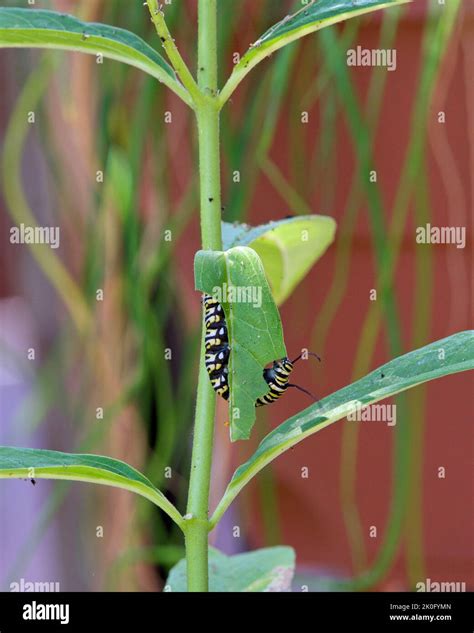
[195,247,286,441]
[218,0,410,106]
[166,546,295,592]
[2,55,92,335]
[211,331,474,526]
[0,447,184,529]
[0,8,192,106]
[223,216,336,305]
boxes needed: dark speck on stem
[208,197,214,202]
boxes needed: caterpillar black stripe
[203,294,319,406]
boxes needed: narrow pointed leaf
[211,331,474,526]
[166,546,295,592]
[0,446,184,528]
[219,0,410,105]
[0,8,192,106]
[222,215,336,304]
[195,246,286,441]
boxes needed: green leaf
[195,246,286,441]
[222,215,336,305]
[0,8,192,106]
[218,0,410,106]
[166,546,295,592]
[0,446,184,529]
[211,331,474,526]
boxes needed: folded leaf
[223,215,336,304]
[195,246,286,441]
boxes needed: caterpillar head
[273,357,294,375]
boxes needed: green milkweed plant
[0,0,472,593]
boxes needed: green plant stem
[146,0,201,106]
[185,0,222,592]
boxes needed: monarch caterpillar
[203,294,319,406]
